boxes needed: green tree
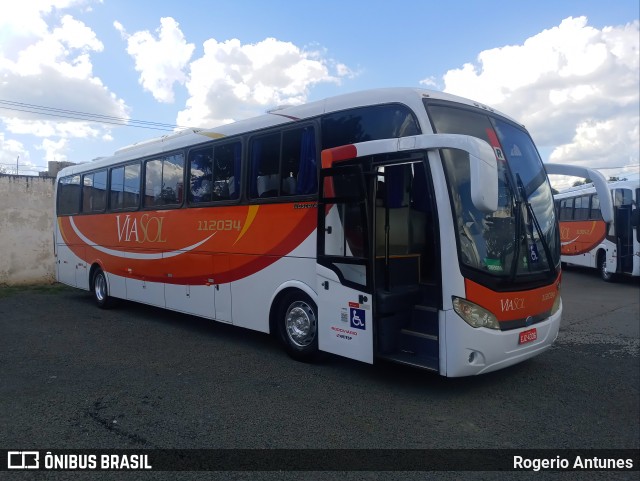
[572,178,592,187]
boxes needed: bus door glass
[317,164,374,363]
[614,188,634,273]
[636,188,640,244]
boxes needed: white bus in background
[552,173,639,282]
[54,87,563,377]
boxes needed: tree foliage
[572,178,592,187]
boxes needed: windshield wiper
[509,199,524,282]
[516,174,556,278]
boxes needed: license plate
[519,328,537,345]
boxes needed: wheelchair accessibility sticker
[350,307,366,330]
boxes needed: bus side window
[188,143,241,204]
[574,195,589,220]
[123,164,141,209]
[250,133,280,198]
[249,127,317,199]
[614,188,633,207]
[559,198,574,220]
[82,170,107,213]
[590,194,602,220]
[281,127,317,196]
[145,154,184,208]
[189,147,213,203]
[110,167,125,210]
[57,174,81,215]
[321,104,420,149]
[213,142,241,200]
[110,164,141,210]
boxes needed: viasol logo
[7,451,39,469]
[116,214,167,243]
[500,297,525,312]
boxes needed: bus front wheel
[277,292,318,362]
[92,268,114,308]
[598,251,615,283]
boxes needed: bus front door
[616,204,633,274]
[317,164,374,364]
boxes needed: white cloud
[336,63,356,78]
[0,132,49,175]
[172,35,351,128]
[116,17,195,103]
[419,76,439,89]
[38,137,69,163]
[0,1,88,40]
[441,16,639,177]
[2,6,353,168]
[0,133,26,174]
[0,1,129,165]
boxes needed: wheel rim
[95,273,107,302]
[601,257,611,280]
[285,301,316,348]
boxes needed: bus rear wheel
[92,268,114,308]
[277,292,318,362]
[598,251,614,283]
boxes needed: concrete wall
[0,175,56,285]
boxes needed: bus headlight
[550,291,561,316]
[453,297,500,330]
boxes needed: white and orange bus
[551,168,639,282]
[54,88,562,377]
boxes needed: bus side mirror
[409,134,498,213]
[545,163,614,223]
[468,140,498,213]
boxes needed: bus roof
[56,87,521,179]
[554,177,640,199]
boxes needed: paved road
[0,269,638,479]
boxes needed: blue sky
[0,0,638,187]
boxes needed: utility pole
[16,155,19,175]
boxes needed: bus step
[400,328,438,342]
[394,328,439,370]
[408,305,439,336]
[380,350,439,372]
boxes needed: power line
[0,162,47,168]
[1,104,174,131]
[0,99,198,132]
[0,99,179,128]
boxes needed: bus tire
[598,251,615,283]
[277,291,319,362]
[92,268,114,309]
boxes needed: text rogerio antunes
[513,455,634,471]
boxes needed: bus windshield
[426,102,560,281]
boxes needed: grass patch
[0,283,71,298]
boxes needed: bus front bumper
[443,300,562,377]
